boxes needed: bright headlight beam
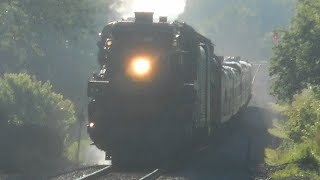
[89,122,95,128]
[132,58,151,75]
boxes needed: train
[87,12,253,166]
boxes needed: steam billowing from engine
[115,0,186,20]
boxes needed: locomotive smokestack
[159,16,168,23]
[134,12,154,23]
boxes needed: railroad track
[138,169,163,180]
[77,166,164,180]
[49,165,108,180]
[77,166,112,180]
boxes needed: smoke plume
[114,0,186,20]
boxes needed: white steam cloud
[83,146,111,165]
[116,0,186,20]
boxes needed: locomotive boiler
[87,12,253,166]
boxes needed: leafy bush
[266,87,320,178]
[0,73,75,134]
[284,88,320,143]
[0,73,76,173]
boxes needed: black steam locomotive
[87,12,253,166]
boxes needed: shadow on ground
[170,106,275,180]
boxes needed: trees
[0,1,120,173]
[180,0,296,59]
[266,88,320,179]
[0,73,75,131]
[270,0,320,102]
[0,0,118,105]
[0,73,76,173]
[0,0,116,62]
[265,1,320,178]
[1,0,89,67]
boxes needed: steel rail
[77,166,112,180]
[139,169,163,180]
[252,64,262,85]
[48,165,107,179]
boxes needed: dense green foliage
[0,0,117,104]
[0,73,75,132]
[267,1,320,178]
[270,0,320,101]
[0,73,76,173]
[266,88,320,178]
[1,0,92,68]
[0,0,118,172]
[180,0,296,59]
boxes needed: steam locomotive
[87,12,253,166]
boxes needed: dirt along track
[162,63,278,180]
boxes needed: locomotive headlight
[131,58,151,76]
[105,39,113,47]
[127,56,155,81]
[88,122,95,128]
